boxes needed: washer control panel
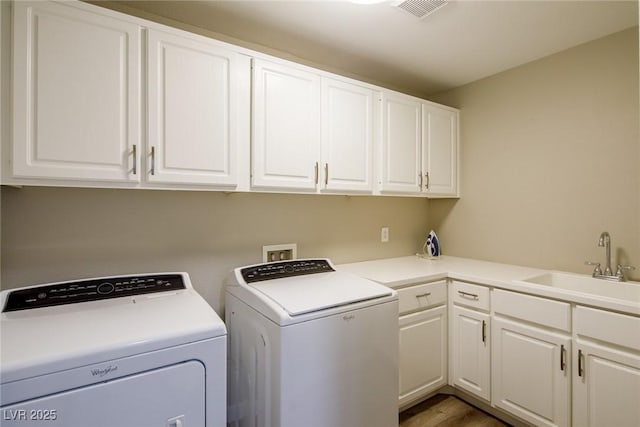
[241,259,334,283]
[3,274,185,312]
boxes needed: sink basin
[519,272,640,301]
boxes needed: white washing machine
[0,273,227,427]
[225,259,399,427]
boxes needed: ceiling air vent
[392,0,448,19]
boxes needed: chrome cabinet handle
[415,292,431,299]
[418,173,423,190]
[314,162,319,185]
[578,349,584,377]
[324,163,329,186]
[150,146,156,176]
[482,320,486,343]
[425,172,430,190]
[132,144,137,175]
[457,290,479,300]
[560,345,566,371]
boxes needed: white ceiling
[112,0,639,96]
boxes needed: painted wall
[1,4,638,320]
[1,187,430,313]
[429,28,640,280]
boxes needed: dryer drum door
[1,361,205,427]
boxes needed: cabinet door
[12,1,141,182]
[380,92,422,194]
[399,305,447,407]
[451,305,490,401]
[573,339,640,427]
[492,317,570,427]
[147,29,241,186]
[252,59,321,190]
[422,104,458,197]
[321,78,376,193]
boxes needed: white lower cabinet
[492,317,571,427]
[450,304,491,401]
[573,306,640,427]
[492,289,571,427]
[450,281,491,402]
[573,340,640,427]
[362,269,640,427]
[399,306,447,406]
[397,280,447,408]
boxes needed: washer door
[1,361,205,427]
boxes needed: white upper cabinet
[422,103,459,197]
[380,92,422,194]
[380,91,459,197]
[251,58,321,191]
[251,59,377,194]
[147,29,242,187]
[12,1,141,182]
[6,0,458,196]
[321,78,376,193]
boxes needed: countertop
[337,255,640,316]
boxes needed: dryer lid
[250,271,393,316]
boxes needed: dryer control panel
[3,274,186,312]
[241,259,335,283]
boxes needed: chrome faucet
[586,231,636,282]
[598,231,612,276]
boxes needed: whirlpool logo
[90,365,118,378]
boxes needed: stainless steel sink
[518,272,640,301]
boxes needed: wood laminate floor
[399,394,510,427]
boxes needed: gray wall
[429,28,639,279]
[1,187,430,313]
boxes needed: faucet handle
[585,261,602,276]
[615,264,636,281]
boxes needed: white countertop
[337,255,640,316]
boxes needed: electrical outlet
[381,227,389,243]
[263,244,297,263]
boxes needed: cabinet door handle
[425,172,430,190]
[150,146,156,176]
[132,144,137,175]
[415,292,431,299]
[324,163,329,186]
[578,349,584,377]
[418,173,423,190]
[481,320,487,343]
[457,290,479,300]
[314,162,319,185]
[560,345,566,372]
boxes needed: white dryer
[225,259,399,427]
[0,273,226,427]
